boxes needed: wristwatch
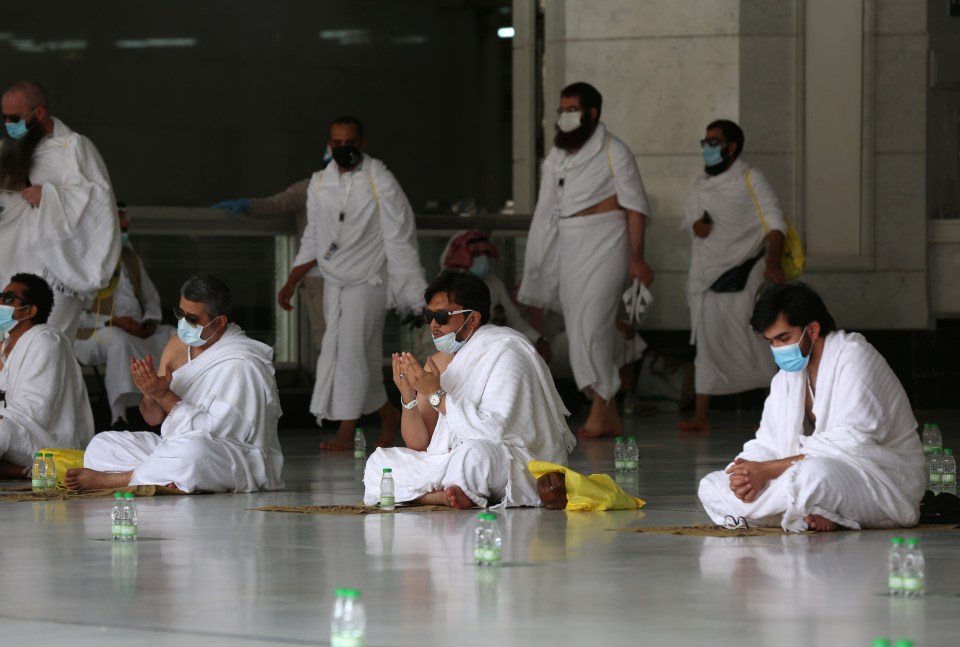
[400,395,418,410]
[428,388,446,408]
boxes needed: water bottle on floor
[929,448,943,492]
[614,437,625,472]
[902,538,924,598]
[474,512,502,566]
[380,468,395,511]
[922,423,942,452]
[43,453,56,492]
[887,537,904,597]
[353,428,366,461]
[111,493,124,541]
[124,493,138,541]
[626,437,639,473]
[943,448,956,495]
[331,588,365,647]
[473,512,489,564]
[31,452,45,493]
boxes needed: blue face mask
[770,328,811,372]
[702,144,724,167]
[177,317,217,348]
[0,304,26,334]
[469,255,491,279]
[5,119,29,140]
[432,316,472,354]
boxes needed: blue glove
[211,198,250,216]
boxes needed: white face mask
[557,111,582,133]
[432,316,472,354]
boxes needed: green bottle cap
[615,436,624,441]
[906,538,920,546]
[382,468,392,473]
[124,493,135,499]
[890,537,904,545]
[893,640,914,647]
[44,452,53,457]
[945,448,953,455]
[34,452,42,457]
[114,493,124,499]
[872,639,891,647]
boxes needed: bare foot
[64,468,132,491]
[578,426,619,439]
[319,431,354,451]
[678,418,711,432]
[444,485,476,509]
[804,514,839,532]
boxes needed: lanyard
[333,169,357,244]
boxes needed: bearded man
[518,82,653,439]
[0,80,120,341]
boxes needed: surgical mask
[5,119,29,140]
[332,145,362,169]
[177,317,216,348]
[770,328,811,372]
[469,255,491,279]
[432,316,472,354]
[0,304,25,334]
[557,111,582,133]
[120,232,130,247]
[702,144,725,167]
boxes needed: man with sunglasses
[0,80,120,341]
[0,273,94,478]
[679,120,786,433]
[363,271,575,509]
[518,82,653,440]
[277,116,426,452]
[66,273,284,492]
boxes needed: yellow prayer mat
[608,523,960,538]
[251,504,458,515]
[528,460,646,511]
[0,484,184,502]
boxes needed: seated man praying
[0,273,94,477]
[698,283,925,532]
[363,271,576,509]
[65,273,285,492]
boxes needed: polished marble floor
[2,409,958,646]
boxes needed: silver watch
[428,388,446,408]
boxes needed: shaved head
[4,80,47,108]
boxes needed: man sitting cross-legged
[65,273,284,492]
[363,271,576,509]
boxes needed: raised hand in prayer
[399,352,441,397]
[131,354,174,399]
[392,352,417,403]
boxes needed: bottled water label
[112,523,123,538]
[888,575,903,591]
[480,547,501,564]
[380,496,395,508]
[354,449,365,460]
[614,459,624,471]
[626,460,638,471]
[930,473,942,484]
[120,524,137,538]
[902,576,923,592]
[944,474,956,485]
[32,478,44,490]
[474,546,485,562]
[331,632,365,647]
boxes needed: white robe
[698,331,926,531]
[0,118,120,339]
[83,324,285,492]
[0,324,94,466]
[681,160,786,394]
[363,325,576,508]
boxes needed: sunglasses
[0,292,26,306]
[422,308,473,325]
[700,137,725,148]
[172,306,211,327]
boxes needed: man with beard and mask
[278,116,426,451]
[0,81,120,341]
[519,82,653,439]
[678,120,786,432]
[74,202,176,429]
[363,271,576,509]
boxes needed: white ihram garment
[0,325,94,466]
[363,325,576,508]
[84,324,284,492]
[698,331,925,531]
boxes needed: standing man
[519,82,653,439]
[679,120,786,432]
[0,80,120,341]
[278,116,427,450]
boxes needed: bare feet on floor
[444,485,475,509]
[319,432,354,451]
[64,468,132,491]
[677,417,711,432]
[804,514,840,532]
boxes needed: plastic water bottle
[124,493,138,541]
[111,493,124,541]
[31,452,45,493]
[943,448,956,495]
[887,537,905,597]
[614,437,626,472]
[380,468,395,511]
[43,453,56,492]
[929,448,943,492]
[353,428,366,461]
[902,538,924,598]
[474,512,502,566]
[921,423,942,453]
[473,512,489,564]
[626,437,640,473]
[330,588,366,647]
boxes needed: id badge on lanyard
[325,171,356,260]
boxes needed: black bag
[709,250,765,293]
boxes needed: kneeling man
[364,271,576,509]
[698,283,925,531]
[66,273,284,492]
[0,273,94,477]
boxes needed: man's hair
[561,82,602,120]
[707,119,745,159]
[5,80,48,108]
[329,115,364,141]
[750,282,836,336]
[10,272,53,324]
[424,270,491,324]
[180,273,232,318]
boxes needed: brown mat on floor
[609,523,960,537]
[252,504,458,515]
[0,484,182,501]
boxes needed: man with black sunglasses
[0,273,93,478]
[0,80,120,341]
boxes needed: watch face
[429,390,443,406]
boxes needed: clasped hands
[392,352,440,404]
[725,458,772,503]
[130,354,174,400]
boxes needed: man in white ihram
[364,271,576,509]
[698,283,925,532]
[65,273,284,492]
[0,80,120,340]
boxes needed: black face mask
[331,145,362,169]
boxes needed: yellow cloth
[39,448,85,488]
[528,460,645,511]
